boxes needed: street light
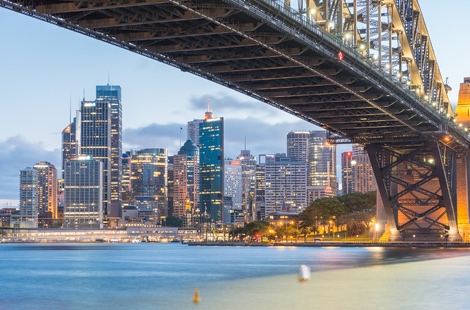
[375,223,379,241]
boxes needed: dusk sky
[1,1,469,207]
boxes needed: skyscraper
[96,85,122,218]
[287,131,310,163]
[341,152,353,194]
[121,152,132,204]
[173,139,199,217]
[199,107,224,222]
[264,155,307,215]
[254,163,266,220]
[130,148,168,218]
[187,119,203,146]
[63,156,103,229]
[308,131,337,194]
[61,112,80,178]
[236,149,257,220]
[19,167,38,228]
[224,159,242,210]
[33,162,58,224]
[80,99,112,221]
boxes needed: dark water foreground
[0,243,469,309]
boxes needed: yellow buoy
[193,289,200,303]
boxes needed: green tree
[163,216,182,227]
[347,221,366,236]
[244,221,271,240]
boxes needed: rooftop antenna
[180,126,182,148]
[244,136,247,151]
[108,71,110,86]
[83,88,85,101]
[69,92,72,161]
[207,98,211,112]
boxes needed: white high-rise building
[64,156,103,229]
[19,167,39,228]
[265,156,307,215]
[224,159,243,210]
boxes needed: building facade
[19,167,39,228]
[236,149,257,221]
[61,112,80,178]
[287,131,310,163]
[80,99,112,219]
[130,148,168,219]
[224,159,243,210]
[308,131,337,195]
[264,156,307,215]
[187,119,203,146]
[96,85,122,219]
[341,152,353,194]
[33,161,58,224]
[199,108,224,222]
[63,157,103,229]
[173,139,199,217]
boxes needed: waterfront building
[63,156,103,229]
[236,149,257,221]
[455,77,470,128]
[264,156,307,215]
[130,148,168,219]
[173,139,199,217]
[308,131,337,195]
[187,119,203,146]
[61,112,80,178]
[33,161,58,226]
[18,167,39,228]
[224,159,243,210]
[287,131,310,163]
[341,152,353,194]
[198,107,224,222]
[96,84,122,219]
[134,196,159,224]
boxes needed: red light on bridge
[338,51,344,61]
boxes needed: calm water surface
[0,243,469,309]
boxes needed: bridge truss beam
[366,142,462,241]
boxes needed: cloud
[187,93,288,121]
[123,123,185,154]
[0,136,61,204]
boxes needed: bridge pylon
[366,142,462,242]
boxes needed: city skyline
[1,1,470,206]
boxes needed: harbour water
[0,243,469,309]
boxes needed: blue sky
[1,1,469,207]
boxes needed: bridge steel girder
[2,0,469,148]
[366,142,461,241]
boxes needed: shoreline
[189,241,470,248]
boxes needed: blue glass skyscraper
[198,107,224,223]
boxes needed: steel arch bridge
[2,0,469,241]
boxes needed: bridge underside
[2,0,469,240]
